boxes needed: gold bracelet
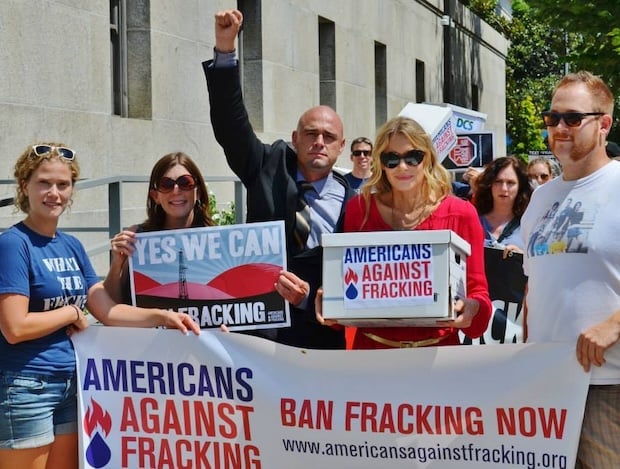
[70,304,81,321]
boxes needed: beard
[549,130,598,163]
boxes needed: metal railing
[0,175,245,258]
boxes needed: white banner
[73,328,589,469]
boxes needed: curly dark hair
[474,156,532,218]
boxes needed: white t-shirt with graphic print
[521,160,620,384]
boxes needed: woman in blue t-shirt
[0,144,200,468]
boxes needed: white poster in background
[398,103,457,160]
[73,328,588,469]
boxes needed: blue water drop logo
[346,283,358,299]
[85,432,112,468]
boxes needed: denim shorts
[0,371,77,449]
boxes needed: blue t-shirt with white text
[0,222,99,375]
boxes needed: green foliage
[464,0,563,156]
[462,0,511,34]
[524,0,620,83]
[524,0,620,141]
[506,95,546,161]
[464,0,620,151]
[208,191,236,225]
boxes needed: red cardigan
[343,194,492,349]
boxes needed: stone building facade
[0,0,507,271]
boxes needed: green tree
[464,0,620,153]
[503,0,564,159]
[465,0,563,159]
[525,0,620,141]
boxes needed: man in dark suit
[202,9,351,349]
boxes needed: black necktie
[294,181,314,251]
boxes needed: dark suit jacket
[203,61,351,349]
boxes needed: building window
[109,0,151,118]
[374,42,387,125]
[415,59,426,103]
[319,17,336,108]
[238,0,263,130]
[110,0,126,116]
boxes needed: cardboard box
[321,230,469,326]
[398,103,457,161]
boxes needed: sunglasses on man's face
[155,174,197,193]
[380,149,425,169]
[541,111,604,128]
[32,145,76,161]
[352,150,371,157]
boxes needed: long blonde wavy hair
[358,116,452,229]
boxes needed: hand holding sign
[275,270,310,307]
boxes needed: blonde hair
[13,143,80,213]
[359,116,451,227]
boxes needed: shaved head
[292,106,346,181]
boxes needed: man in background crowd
[343,137,373,193]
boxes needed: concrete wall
[0,0,507,274]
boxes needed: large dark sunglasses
[155,175,197,193]
[541,111,604,128]
[32,145,76,161]
[352,150,371,157]
[380,149,425,169]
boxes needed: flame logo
[84,398,112,468]
[344,268,359,299]
[344,269,358,284]
[84,399,112,436]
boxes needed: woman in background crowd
[0,144,199,469]
[104,152,215,304]
[474,156,532,257]
[317,116,492,349]
[527,157,555,188]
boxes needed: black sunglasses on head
[155,174,197,193]
[380,149,425,169]
[541,111,604,128]
[32,145,76,161]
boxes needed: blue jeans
[0,371,77,449]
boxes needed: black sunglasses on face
[380,149,425,169]
[155,175,197,193]
[32,145,76,161]
[541,111,604,128]
[352,150,371,157]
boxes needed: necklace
[389,192,440,231]
[391,204,426,230]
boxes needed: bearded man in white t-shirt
[521,71,620,468]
